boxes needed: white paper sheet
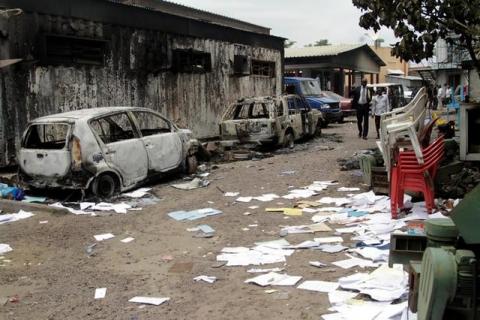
[314,236,344,243]
[0,210,34,224]
[123,188,152,198]
[297,280,339,293]
[193,275,217,283]
[120,237,135,243]
[0,243,13,254]
[245,272,302,286]
[94,233,115,241]
[129,296,170,305]
[94,288,107,299]
[224,192,239,197]
[236,196,253,203]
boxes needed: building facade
[0,0,284,167]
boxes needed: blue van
[284,77,343,126]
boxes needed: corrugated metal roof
[108,0,270,35]
[285,44,365,58]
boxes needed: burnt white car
[219,95,322,148]
[18,107,199,197]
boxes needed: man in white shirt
[371,88,390,139]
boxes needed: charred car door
[131,111,183,172]
[90,112,149,186]
[286,96,302,139]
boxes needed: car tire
[284,132,294,149]
[338,116,345,124]
[314,123,322,137]
[186,155,198,174]
[92,174,118,199]
[321,120,328,128]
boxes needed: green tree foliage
[352,0,480,71]
[304,39,330,47]
[284,40,296,48]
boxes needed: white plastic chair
[379,88,428,178]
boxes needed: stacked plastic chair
[390,135,445,218]
[378,87,428,179]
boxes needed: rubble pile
[337,148,383,171]
[437,166,480,198]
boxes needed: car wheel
[284,132,294,149]
[321,120,328,128]
[92,174,118,199]
[314,123,322,136]
[338,116,345,124]
[186,155,198,174]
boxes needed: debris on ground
[94,233,115,241]
[437,165,480,198]
[337,148,383,171]
[94,288,107,299]
[171,177,210,190]
[245,272,302,287]
[193,275,217,283]
[128,296,170,306]
[0,244,13,254]
[0,183,24,200]
[168,208,222,221]
[0,210,34,224]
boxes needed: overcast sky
[172,0,397,47]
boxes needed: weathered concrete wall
[0,13,282,166]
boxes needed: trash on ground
[0,183,24,200]
[280,223,331,234]
[224,192,239,197]
[22,196,47,203]
[187,224,215,234]
[171,178,209,190]
[0,244,13,255]
[247,267,284,273]
[236,196,253,203]
[265,208,302,216]
[168,208,222,221]
[120,237,135,243]
[297,280,339,293]
[309,261,327,268]
[39,220,48,224]
[314,236,343,244]
[94,233,115,241]
[245,272,302,287]
[0,210,34,224]
[94,288,107,299]
[193,275,217,283]
[129,296,170,306]
[123,188,152,198]
[337,187,360,192]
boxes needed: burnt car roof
[31,107,157,122]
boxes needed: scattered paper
[281,223,331,234]
[123,188,152,198]
[194,275,217,283]
[94,288,107,299]
[247,267,284,273]
[0,210,34,224]
[121,237,135,243]
[0,244,13,255]
[309,261,327,268]
[168,208,222,221]
[297,280,339,293]
[265,208,302,216]
[128,296,170,306]
[236,197,253,203]
[22,196,47,203]
[171,178,209,190]
[39,220,49,224]
[224,192,239,197]
[245,272,302,287]
[317,244,348,253]
[337,187,360,192]
[314,236,344,244]
[94,233,115,241]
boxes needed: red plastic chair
[390,136,445,218]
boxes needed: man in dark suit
[351,78,371,140]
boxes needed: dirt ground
[0,117,379,320]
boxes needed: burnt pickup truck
[219,95,323,148]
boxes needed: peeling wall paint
[0,13,283,166]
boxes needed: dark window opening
[172,49,211,73]
[40,34,108,66]
[233,55,250,75]
[133,111,171,136]
[24,123,70,150]
[251,60,275,77]
[232,103,270,120]
[90,113,137,144]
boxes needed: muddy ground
[0,118,378,320]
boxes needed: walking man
[371,88,389,139]
[351,78,371,140]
